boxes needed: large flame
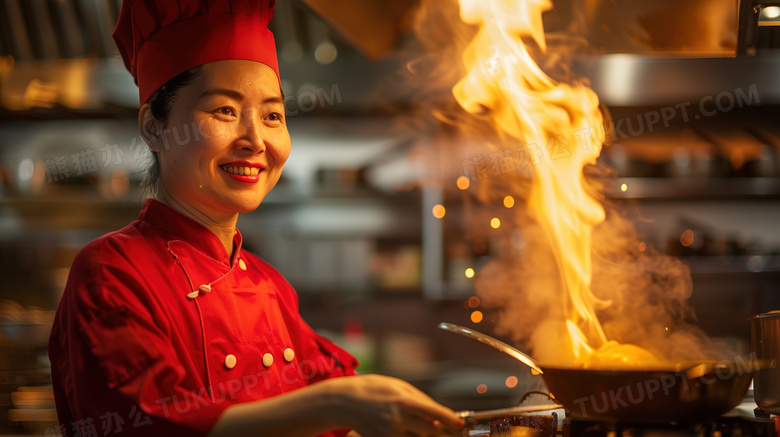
[452,0,660,367]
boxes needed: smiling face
[149,60,290,220]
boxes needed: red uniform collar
[138,198,243,267]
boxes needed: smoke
[589,198,736,362]
[467,164,738,364]
[405,0,738,366]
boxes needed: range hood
[3,0,780,113]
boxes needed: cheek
[272,132,292,164]
[279,145,291,164]
[157,143,200,179]
[204,118,238,139]
[204,118,221,137]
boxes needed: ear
[139,103,164,152]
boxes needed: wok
[440,323,753,423]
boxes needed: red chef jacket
[49,199,358,437]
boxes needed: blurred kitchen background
[1,0,780,434]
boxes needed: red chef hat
[113,0,280,106]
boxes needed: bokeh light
[490,218,500,229]
[18,159,34,182]
[503,195,515,208]
[680,229,694,247]
[457,176,470,190]
[638,242,646,252]
[765,6,780,18]
[465,268,475,279]
[467,296,480,308]
[470,310,483,323]
[620,183,628,192]
[432,204,446,219]
[505,376,518,388]
[476,384,487,394]
[314,41,338,64]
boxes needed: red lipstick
[219,161,266,184]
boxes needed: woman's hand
[210,373,464,437]
[327,374,464,437]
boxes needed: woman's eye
[216,107,236,117]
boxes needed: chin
[231,202,263,214]
[220,188,270,213]
[233,196,266,213]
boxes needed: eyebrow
[198,88,283,105]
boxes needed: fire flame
[452,0,659,367]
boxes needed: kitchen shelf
[683,255,780,275]
[578,51,780,107]
[605,177,780,200]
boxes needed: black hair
[142,66,202,197]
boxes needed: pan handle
[457,403,562,420]
[438,322,544,374]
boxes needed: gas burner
[490,413,558,437]
[564,417,777,437]
[753,407,777,420]
[480,414,778,437]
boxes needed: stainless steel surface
[607,178,780,200]
[6,0,780,113]
[750,310,780,414]
[28,0,58,59]
[579,53,780,106]
[78,0,118,58]
[53,0,85,58]
[0,0,408,112]
[1,0,32,60]
[0,0,118,61]
[437,323,544,374]
[423,187,444,300]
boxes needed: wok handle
[457,403,562,420]
[438,322,544,374]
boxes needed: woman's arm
[209,374,464,437]
[208,379,339,436]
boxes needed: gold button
[224,354,237,369]
[283,348,295,362]
[186,291,199,299]
[262,353,273,367]
[238,259,247,271]
[199,284,212,293]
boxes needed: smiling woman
[46,1,464,437]
[141,60,291,253]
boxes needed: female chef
[48,1,464,436]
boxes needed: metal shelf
[605,177,780,200]
[684,255,780,275]
[577,51,780,107]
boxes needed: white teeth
[221,165,262,176]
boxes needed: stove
[563,417,777,437]
[464,400,779,437]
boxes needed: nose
[235,108,266,153]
